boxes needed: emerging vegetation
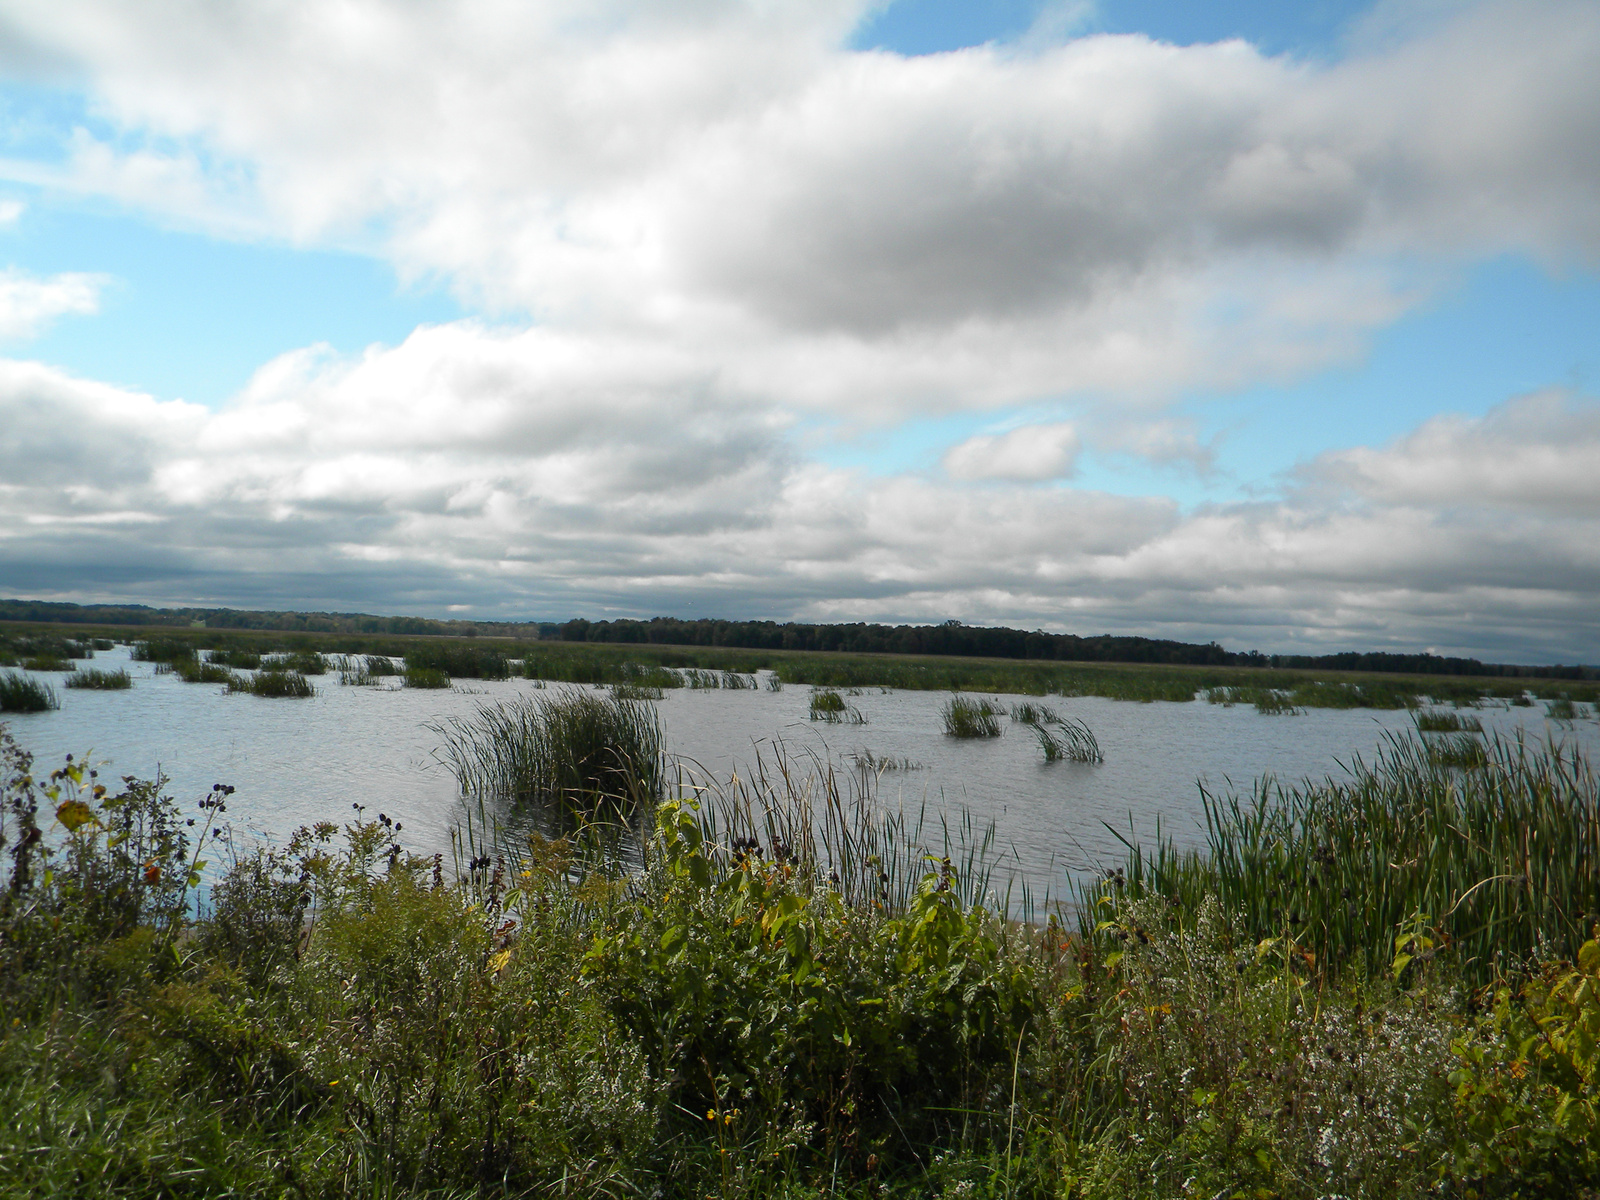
[941,694,1003,737]
[63,667,133,690]
[433,689,665,817]
[0,671,59,712]
[808,688,866,724]
[226,668,316,699]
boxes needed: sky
[0,0,1597,663]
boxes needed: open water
[5,644,1595,904]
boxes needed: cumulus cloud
[0,0,1595,413]
[2,333,1597,660]
[0,1,1598,658]
[0,267,105,338]
[1306,389,1600,513]
[944,422,1080,481]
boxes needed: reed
[1547,696,1579,722]
[63,668,132,690]
[20,655,71,672]
[1091,731,1600,984]
[611,682,664,701]
[1415,708,1484,733]
[206,648,263,669]
[404,665,451,689]
[404,643,509,680]
[432,688,664,816]
[1034,716,1103,762]
[808,689,865,723]
[227,669,315,699]
[129,638,197,664]
[0,671,58,711]
[1010,700,1061,726]
[941,695,1002,737]
[174,660,233,684]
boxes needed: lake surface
[6,644,1595,905]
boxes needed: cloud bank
[0,0,1597,659]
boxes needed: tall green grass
[63,668,132,690]
[942,695,1003,737]
[226,669,315,698]
[403,664,450,689]
[174,660,233,684]
[1094,732,1599,983]
[0,671,58,711]
[433,689,665,816]
[404,643,509,680]
[1415,708,1484,733]
[1033,717,1103,762]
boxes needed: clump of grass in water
[130,638,196,665]
[433,688,664,816]
[809,689,865,724]
[0,670,58,711]
[1416,708,1484,733]
[406,643,509,680]
[847,748,924,774]
[207,648,262,669]
[264,650,327,676]
[1034,717,1103,762]
[405,665,451,689]
[611,682,664,701]
[941,695,1002,738]
[227,669,315,699]
[719,670,756,690]
[175,660,233,685]
[1010,701,1061,726]
[21,655,72,672]
[64,668,132,690]
[1547,696,1579,723]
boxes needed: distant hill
[2,598,1592,679]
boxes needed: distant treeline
[554,617,1597,679]
[3,598,1594,679]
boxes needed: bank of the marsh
[3,697,1599,1199]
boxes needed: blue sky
[0,0,1597,660]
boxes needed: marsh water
[7,644,1596,904]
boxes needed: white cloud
[0,267,105,338]
[0,0,1593,414]
[944,422,1080,481]
[1,338,1597,660]
[1307,389,1600,513]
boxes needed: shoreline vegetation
[3,625,1598,713]
[4,690,1600,1198]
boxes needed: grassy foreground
[4,710,1600,1199]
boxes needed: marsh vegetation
[4,716,1600,1198]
